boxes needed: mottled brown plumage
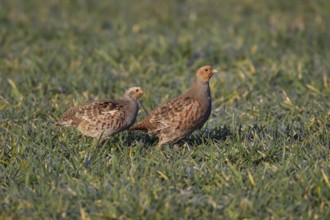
[57,87,144,141]
[130,65,217,147]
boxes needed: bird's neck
[186,78,211,98]
[123,96,138,111]
[123,95,137,102]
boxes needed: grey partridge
[130,65,217,147]
[57,87,144,142]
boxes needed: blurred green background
[0,0,329,219]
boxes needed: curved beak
[209,68,217,78]
[138,91,144,98]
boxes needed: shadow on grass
[56,122,317,169]
[185,125,232,146]
[128,125,232,149]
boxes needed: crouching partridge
[130,65,217,147]
[57,87,144,142]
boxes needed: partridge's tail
[129,123,148,132]
[54,119,75,127]
[54,120,66,127]
[53,122,61,127]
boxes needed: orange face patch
[196,65,216,82]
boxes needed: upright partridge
[57,87,144,142]
[130,65,217,147]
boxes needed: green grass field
[1,0,329,219]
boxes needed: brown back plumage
[130,65,217,147]
[58,100,121,127]
[57,87,144,140]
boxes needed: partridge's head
[196,65,217,83]
[125,87,144,100]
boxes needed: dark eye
[135,89,139,92]
[205,69,208,72]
